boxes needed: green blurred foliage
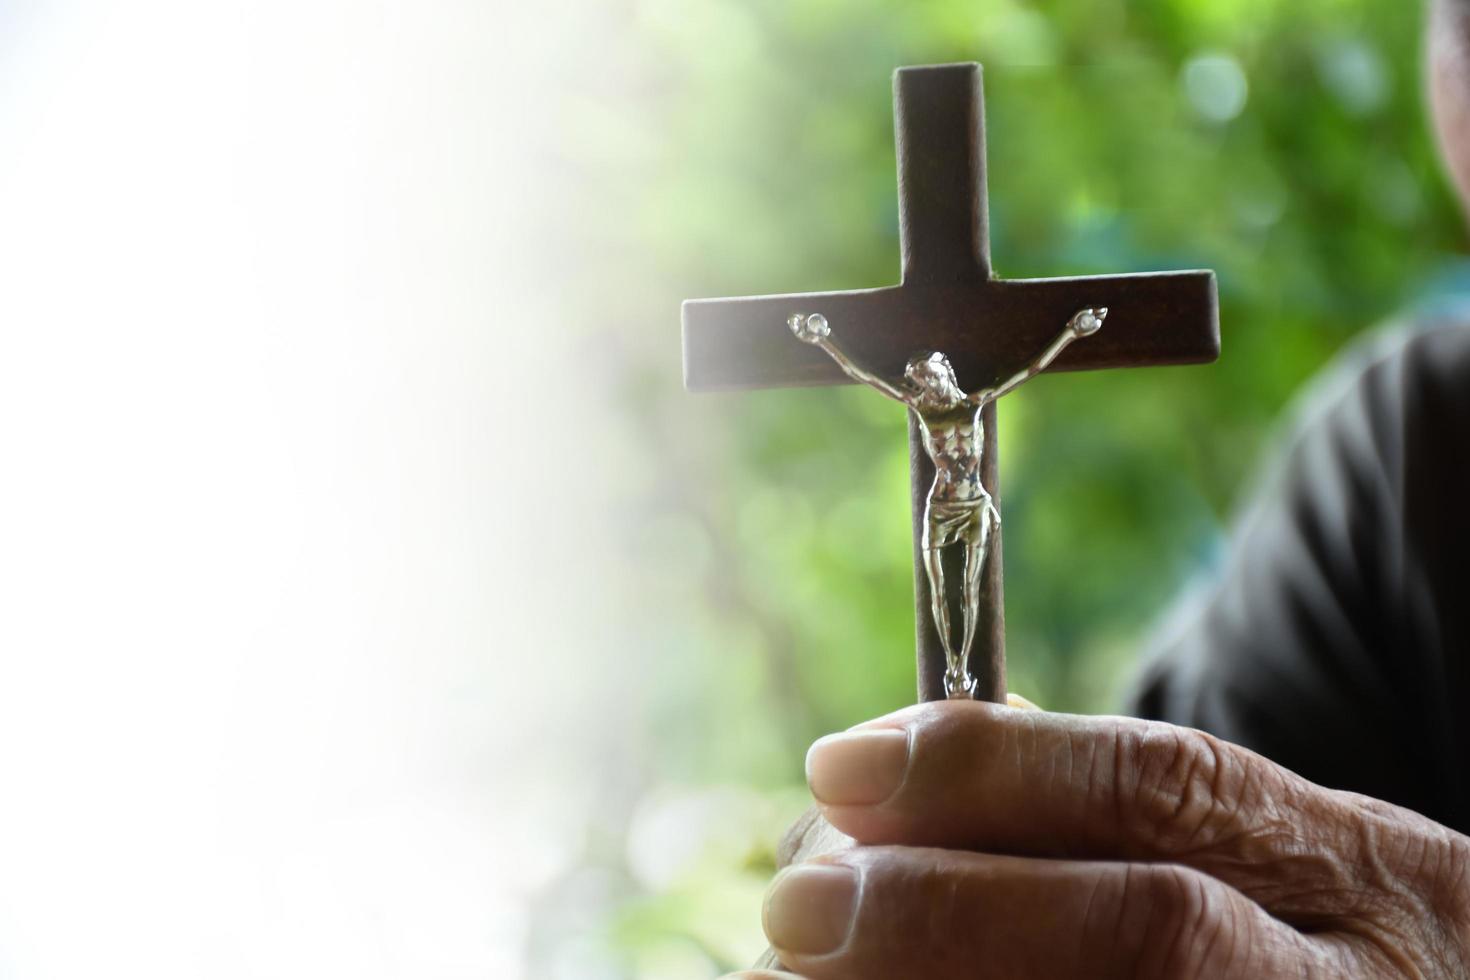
[541,0,1468,974]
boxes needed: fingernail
[762,864,859,956]
[805,729,909,805]
[1006,691,1042,711]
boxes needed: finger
[804,700,1382,923]
[762,847,1345,980]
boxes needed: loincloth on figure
[924,498,994,550]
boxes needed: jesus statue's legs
[921,545,955,673]
[920,526,962,696]
[956,504,1000,693]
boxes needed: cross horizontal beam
[682,269,1218,392]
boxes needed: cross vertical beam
[896,65,1002,701]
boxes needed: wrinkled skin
[731,700,1470,978]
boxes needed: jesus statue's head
[905,351,961,401]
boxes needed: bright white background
[0,2,617,976]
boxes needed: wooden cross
[682,63,1219,704]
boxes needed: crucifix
[682,63,1219,705]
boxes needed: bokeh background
[0,0,1464,978]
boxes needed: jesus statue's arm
[788,313,914,405]
[971,306,1107,406]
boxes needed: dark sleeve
[1130,321,1470,833]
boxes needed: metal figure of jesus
[788,306,1106,698]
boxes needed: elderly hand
[725,700,1470,979]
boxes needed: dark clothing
[1132,317,1470,834]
